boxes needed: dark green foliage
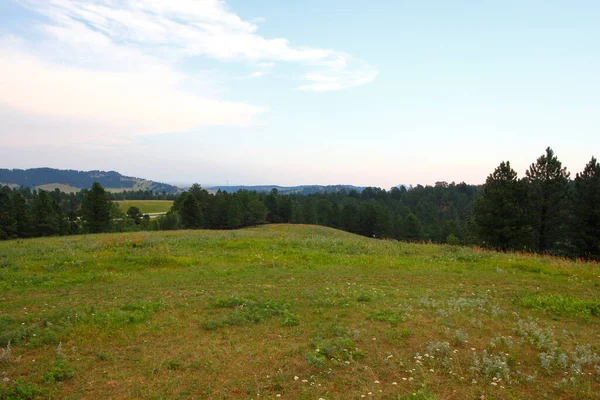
[126,206,143,224]
[474,162,534,250]
[82,182,112,233]
[43,357,75,383]
[32,190,64,237]
[0,187,16,239]
[573,157,600,259]
[179,193,203,229]
[403,213,424,241]
[525,147,572,253]
[472,149,599,258]
[0,379,46,400]
[446,233,460,245]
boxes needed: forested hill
[206,184,366,194]
[0,168,181,194]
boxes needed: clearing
[116,200,173,214]
[0,225,598,399]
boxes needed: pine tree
[474,161,534,250]
[226,198,244,229]
[525,147,571,253]
[403,213,423,241]
[12,192,31,238]
[32,190,61,236]
[573,156,600,258]
[126,206,143,224]
[0,187,16,239]
[180,193,203,229]
[82,182,112,233]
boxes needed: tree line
[474,147,599,258]
[1,147,598,259]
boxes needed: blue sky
[1,0,599,188]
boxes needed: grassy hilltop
[0,225,599,399]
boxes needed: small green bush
[368,308,405,325]
[0,379,45,400]
[43,358,74,383]
[446,234,460,246]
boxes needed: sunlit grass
[0,224,599,399]
[116,200,173,214]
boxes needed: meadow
[116,200,173,214]
[0,225,599,399]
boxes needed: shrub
[446,234,460,246]
[43,358,74,383]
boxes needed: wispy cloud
[1,0,377,147]
[17,0,377,89]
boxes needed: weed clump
[306,336,365,369]
[470,350,511,382]
[368,308,406,325]
[43,358,74,383]
[0,379,45,400]
[201,296,299,330]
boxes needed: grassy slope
[34,184,82,194]
[116,200,173,214]
[0,225,599,399]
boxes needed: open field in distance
[0,225,599,399]
[116,200,174,214]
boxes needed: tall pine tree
[82,182,112,233]
[573,156,600,258]
[474,161,533,250]
[525,147,571,253]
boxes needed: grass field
[116,200,173,214]
[0,225,599,399]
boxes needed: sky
[1,0,599,189]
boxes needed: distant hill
[0,168,181,194]
[206,184,365,195]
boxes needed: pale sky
[1,0,599,188]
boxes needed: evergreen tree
[315,199,333,226]
[573,156,600,258]
[278,197,293,223]
[474,161,534,250]
[227,198,244,229]
[340,204,360,233]
[525,147,571,253]
[32,190,61,236]
[82,182,112,233]
[246,197,268,226]
[264,189,280,223]
[180,192,203,229]
[12,192,31,238]
[0,187,16,239]
[126,206,143,224]
[403,213,423,241]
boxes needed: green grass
[116,200,173,213]
[0,224,599,399]
[517,294,600,318]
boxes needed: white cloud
[17,0,376,89]
[2,0,377,147]
[0,37,265,146]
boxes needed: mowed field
[0,225,599,399]
[116,200,173,214]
